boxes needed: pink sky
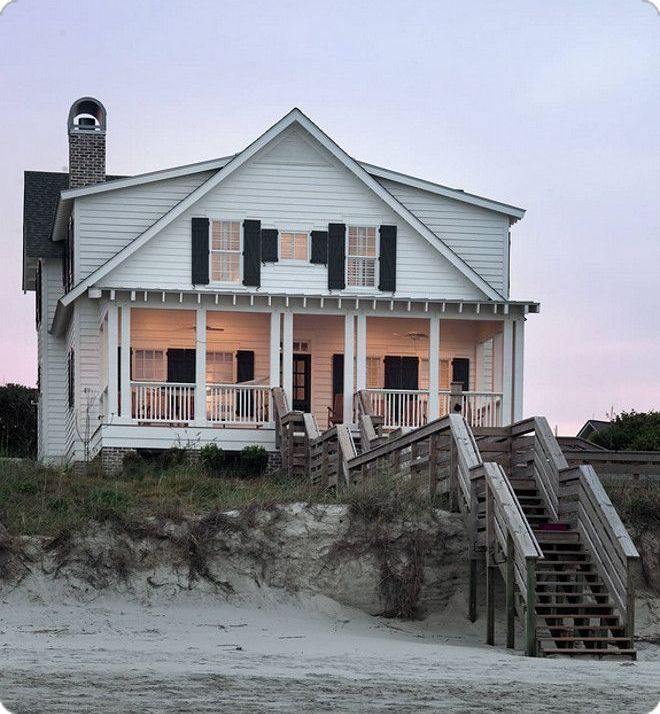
[0,0,658,435]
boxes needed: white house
[23,98,538,468]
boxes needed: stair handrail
[559,463,640,639]
[483,460,543,656]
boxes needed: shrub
[0,383,37,458]
[589,411,660,451]
[239,445,268,478]
[121,450,145,480]
[200,444,225,476]
[159,447,187,470]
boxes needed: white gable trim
[60,109,502,309]
[360,162,526,221]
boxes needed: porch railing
[131,382,195,422]
[207,384,271,425]
[363,388,503,429]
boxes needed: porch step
[540,648,636,658]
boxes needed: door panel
[292,353,311,412]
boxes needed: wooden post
[449,381,463,415]
[469,558,478,624]
[513,318,525,422]
[486,483,495,646]
[428,314,440,420]
[501,319,514,426]
[449,436,458,512]
[106,302,118,419]
[269,310,281,390]
[525,556,537,656]
[343,313,355,426]
[194,305,206,426]
[506,532,515,649]
[428,433,438,499]
[468,475,480,623]
[355,312,367,392]
[119,304,131,421]
[282,311,294,407]
[626,558,636,642]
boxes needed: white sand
[1,588,658,714]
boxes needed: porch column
[194,305,207,426]
[120,304,131,421]
[513,318,525,422]
[270,311,281,388]
[107,302,118,419]
[343,313,355,425]
[428,314,440,421]
[282,311,294,408]
[355,313,367,392]
[501,319,514,426]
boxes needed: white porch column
[343,313,355,424]
[107,302,118,420]
[282,311,294,408]
[501,319,514,426]
[428,314,440,421]
[513,318,525,422]
[355,313,367,392]
[120,304,131,421]
[270,311,281,388]
[194,305,207,426]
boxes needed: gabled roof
[59,108,504,311]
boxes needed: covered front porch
[96,298,523,445]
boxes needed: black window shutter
[452,358,470,392]
[191,217,210,285]
[310,231,328,264]
[236,350,255,383]
[167,349,196,384]
[384,356,419,391]
[332,354,344,396]
[67,350,75,409]
[378,225,397,292]
[243,220,261,286]
[261,229,278,262]
[327,223,346,289]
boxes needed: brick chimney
[67,97,106,188]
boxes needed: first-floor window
[280,231,309,261]
[347,226,377,287]
[206,351,234,384]
[133,349,166,382]
[67,349,75,409]
[440,359,451,390]
[211,220,241,283]
[420,358,430,391]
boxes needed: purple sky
[1,0,658,434]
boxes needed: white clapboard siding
[97,127,485,301]
[75,171,215,281]
[376,177,509,297]
[40,259,69,461]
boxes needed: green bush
[159,447,187,470]
[200,444,225,476]
[590,411,660,451]
[239,445,269,478]
[122,450,145,479]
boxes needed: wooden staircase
[510,477,636,658]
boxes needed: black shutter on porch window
[378,225,397,292]
[261,229,278,262]
[167,349,196,384]
[236,350,255,383]
[327,223,345,289]
[310,231,328,264]
[243,220,261,286]
[191,217,210,285]
[452,358,470,392]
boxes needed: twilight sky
[0,0,658,434]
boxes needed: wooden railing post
[525,557,537,657]
[626,558,636,641]
[506,532,515,649]
[449,381,464,415]
[449,435,458,512]
[486,481,495,646]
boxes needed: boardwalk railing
[559,464,639,638]
[207,384,271,425]
[131,381,195,422]
[272,388,306,477]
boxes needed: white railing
[207,384,271,425]
[131,382,195,422]
[364,389,503,429]
[443,391,503,428]
[363,389,430,429]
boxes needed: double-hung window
[347,226,377,288]
[366,356,382,389]
[210,221,241,283]
[133,349,166,382]
[280,231,309,261]
[206,351,234,384]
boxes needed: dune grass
[603,477,660,531]
[0,459,337,537]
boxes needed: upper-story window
[347,226,377,288]
[210,220,241,283]
[280,231,309,261]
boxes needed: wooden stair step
[536,604,613,612]
[540,648,636,658]
[537,636,631,643]
[537,625,625,633]
[536,560,595,568]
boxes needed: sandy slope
[1,587,658,714]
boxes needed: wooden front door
[292,353,311,412]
